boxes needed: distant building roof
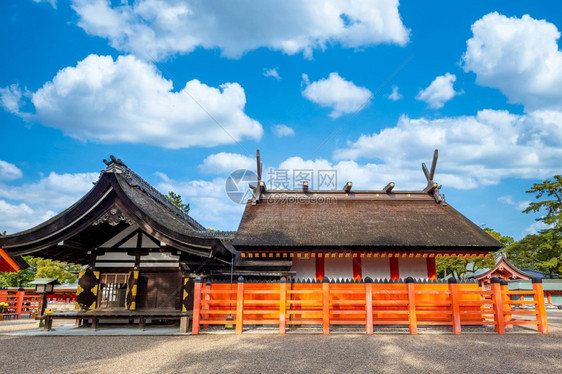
[472,255,533,282]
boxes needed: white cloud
[199,152,255,174]
[3,54,262,149]
[32,0,57,8]
[302,72,372,118]
[0,171,98,234]
[334,109,562,189]
[155,173,246,230]
[463,12,562,111]
[517,201,531,211]
[263,68,281,81]
[523,221,552,236]
[0,85,27,117]
[387,85,403,101]
[272,124,295,137]
[0,172,99,210]
[70,0,409,60]
[416,73,461,109]
[0,161,23,181]
[498,195,514,205]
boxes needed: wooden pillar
[15,288,24,318]
[353,255,362,280]
[0,289,7,304]
[203,282,210,328]
[490,277,505,334]
[235,276,245,335]
[546,292,552,305]
[426,256,437,280]
[316,254,325,281]
[389,257,400,281]
[448,278,461,334]
[532,278,548,334]
[322,278,330,335]
[192,277,202,335]
[501,280,513,329]
[279,277,287,334]
[126,269,139,310]
[406,277,417,334]
[365,277,373,335]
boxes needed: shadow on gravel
[1,311,561,374]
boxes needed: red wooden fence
[192,277,548,335]
[0,288,41,319]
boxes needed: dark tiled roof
[114,164,235,239]
[233,191,502,251]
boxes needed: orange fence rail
[192,277,548,335]
[0,288,41,319]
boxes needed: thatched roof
[233,190,502,252]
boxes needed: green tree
[165,191,190,214]
[436,228,507,278]
[523,175,561,229]
[509,175,562,278]
[0,256,36,287]
[507,231,562,278]
[0,256,83,287]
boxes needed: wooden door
[137,271,181,310]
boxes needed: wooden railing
[0,288,41,319]
[192,276,548,335]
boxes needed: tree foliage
[0,256,83,287]
[436,228,509,279]
[506,175,562,278]
[506,231,562,278]
[165,191,190,214]
[523,175,562,229]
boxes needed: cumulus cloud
[2,54,262,148]
[416,73,461,109]
[0,172,99,210]
[0,161,23,181]
[463,12,562,111]
[302,72,372,118]
[334,109,562,189]
[263,68,281,81]
[70,0,409,60]
[387,85,403,101]
[0,171,98,234]
[272,124,295,137]
[199,152,255,174]
[155,173,246,230]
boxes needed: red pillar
[15,288,25,318]
[316,254,325,280]
[426,256,437,280]
[353,255,362,280]
[389,257,400,281]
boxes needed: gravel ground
[1,311,561,374]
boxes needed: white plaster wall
[398,257,428,279]
[361,257,391,279]
[325,256,353,280]
[291,257,316,279]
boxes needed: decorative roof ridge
[102,155,207,232]
[249,149,447,205]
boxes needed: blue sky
[1,0,561,240]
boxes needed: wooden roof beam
[343,182,352,193]
[382,182,395,193]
